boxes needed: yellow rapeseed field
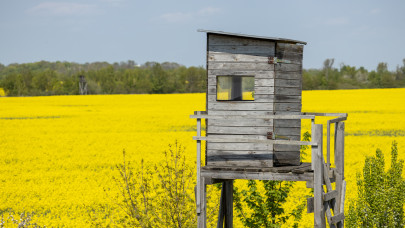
[1,88,404,227]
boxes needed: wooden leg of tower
[217,184,225,228]
[312,123,326,228]
[224,180,233,228]
[198,177,206,228]
[335,122,345,228]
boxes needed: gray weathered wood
[195,137,317,146]
[254,86,275,95]
[208,62,275,71]
[275,87,301,96]
[224,180,233,228]
[273,127,301,137]
[196,117,202,214]
[208,110,274,116]
[275,79,301,88]
[217,184,225,228]
[335,122,345,215]
[208,118,273,127]
[202,162,311,173]
[276,42,304,53]
[208,69,275,78]
[208,52,271,62]
[274,102,301,112]
[208,45,275,55]
[340,180,346,214]
[312,123,325,227]
[274,119,300,128]
[307,197,314,213]
[274,95,301,103]
[201,134,268,140]
[190,114,315,120]
[207,159,273,168]
[274,151,300,166]
[208,142,273,151]
[201,169,313,181]
[330,213,345,224]
[208,102,273,111]
[324,194,336,228]
[209,34,276,46]
[207,126,272,135]
[274,64,302,72]
[303,112,347,117]
[197,177,206,228]
[276,52,303,62]
[327,121,331,169]
[275,72,301,80]
[274,144,300,152]
[323,190,338,202]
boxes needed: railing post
[312,123,326,228]
[326,120,331,170]
[334,121,345,228]
[195,111,206,228]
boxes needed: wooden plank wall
[207,34,276,167]
[273,42,303,166]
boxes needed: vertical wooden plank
[312,123,326,228]
[338,180,347,228]
[334,122,345,214]
[224,180,234,228]
[217,184,225,228]
[198,177,207,228]
[335,122,345,228]
[196,116,202,214]
[326,121,331,170]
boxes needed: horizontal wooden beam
[330,213,345,224]
[193,136,317,146]
[201,170,313,182]
[328,116,347,124]
[190,114,315,120]
[303,112,348,118]
[323,190,338,201]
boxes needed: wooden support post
[217,184,225,228]
[217,180,234,228]
[312,123,325,228]
[196,112,207,228]
[225,180,233,228]
[326,121,331,170]
[196,115,201,214]
[198,177,207,228]
[334,122,345,228]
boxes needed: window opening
[216,76,254,101]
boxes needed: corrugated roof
[198,29,307,45]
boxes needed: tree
[323,58,334,80]
[232,133,310,227]
[111,142,197,227]
[347,141,405,227]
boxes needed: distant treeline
[0,59,404,96]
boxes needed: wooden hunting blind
[191,30,348,227]
[203,30,306,167]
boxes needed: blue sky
[1,0,404,70]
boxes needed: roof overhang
[198,29,307,45]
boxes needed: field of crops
[1,88,404,227]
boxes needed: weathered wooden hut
[202,29,305,167]
[191,30,348,228]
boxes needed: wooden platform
[201,162,313,182]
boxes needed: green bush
[347,141,405,227]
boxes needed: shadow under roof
[198,29,307,45]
